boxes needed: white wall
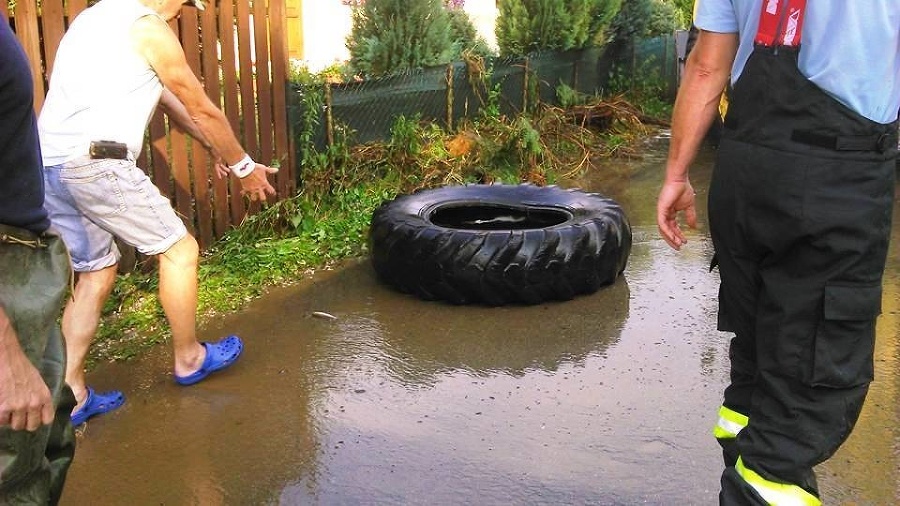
[463,0,498,51]
[297,0,498,72]
[300,0,354,72]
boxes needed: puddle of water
[58,136,899,505]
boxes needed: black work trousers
[708,46,898,504]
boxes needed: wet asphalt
[59,135,899,505]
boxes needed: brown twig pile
[566,94,670,130]
[300,94,662,199]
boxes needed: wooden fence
[3,0,295,249]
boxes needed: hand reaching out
[238,163,278,202]
[212,157,278,203]
[213,158,229,180]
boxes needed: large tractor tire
[369,184,632,305]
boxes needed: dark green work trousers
[0,225,76,505]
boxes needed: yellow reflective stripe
[735,457,821,506]
[713,405,749,439]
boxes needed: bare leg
[157,234,206,377]
[62,265,118,410]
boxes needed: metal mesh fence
[330,66,451,145]
[620,35,680,97]
[290,35,676,153]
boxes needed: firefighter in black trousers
[657,1,900,504]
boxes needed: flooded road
[60,135,899,505]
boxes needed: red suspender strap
[754,0,808,47]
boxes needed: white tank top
[38,0,164,165]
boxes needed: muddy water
[60,135,899,505]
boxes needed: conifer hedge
[495,0,622,57]
[347,0,484,77]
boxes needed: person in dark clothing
[658,1,900,504]
[0,15,76,505]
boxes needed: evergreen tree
[447,7,493,57]
[495,0,622,57]
[672,0,694,25]
[610,0,682,45]
[347,0,458,77]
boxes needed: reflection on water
[59,135,899,505]
[376,279,630,381]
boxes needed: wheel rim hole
[430,205,570,230]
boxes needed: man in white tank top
[38,0,278,426]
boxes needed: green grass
[91,183,393,365]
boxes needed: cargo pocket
[810,282,881,388]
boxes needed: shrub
[671,0,694,26]
[346,0,458,77]
[610,0,684,47]
[495,0,622,57]
[447,7,493,58]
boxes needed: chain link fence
[291,35,678,154]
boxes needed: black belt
[791,130,896,153]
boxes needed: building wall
[288,0,498,72]
[285,0,303,60]
[463,0,498,51]
[299,0,354,71]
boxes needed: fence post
[631,41,637,91]
[668,34,678,99]
[522,56,530,113]
[12,2,44,110]
[663,34,671,97]
[325,82,334,147]
[572,56,580,93]
[445,64,454,131]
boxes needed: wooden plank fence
[4,0,295,249]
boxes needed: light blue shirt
[694,0,900,124]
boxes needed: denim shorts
[43,158,187,272]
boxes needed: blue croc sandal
[71,387,125,426]
[174,335,244,386]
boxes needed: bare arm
[657,30,738,250]
[131,15,276,201]
[0,305,54,431]
[158,88,230,179]
[158,88,212,152]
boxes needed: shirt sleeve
[694,0,740,33]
